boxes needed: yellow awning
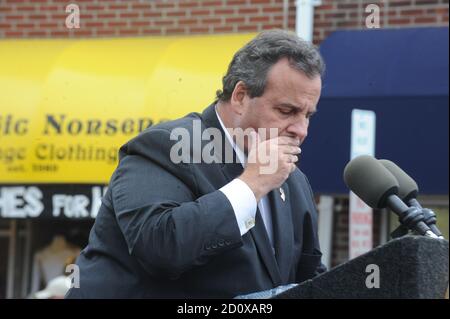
[0,34,255,184]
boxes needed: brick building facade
[0,0,448,44]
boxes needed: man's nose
[286,119,308,141]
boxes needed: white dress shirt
[216,107,274,248]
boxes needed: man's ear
[230,81,248,115]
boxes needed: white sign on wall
[0,185,106,219]
[349,109,376,259]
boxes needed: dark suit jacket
[66,103,326,299]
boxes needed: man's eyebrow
[276,103,317,114]
[276,103,303,110]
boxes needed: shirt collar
[215,104,246,167]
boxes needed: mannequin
[30,235,80,294]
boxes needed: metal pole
[21,220,32,298]
[6,219,17,299]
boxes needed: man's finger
[280,145,301,155]
[276,136,300,146]
[290,163,297,173]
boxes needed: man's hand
[239,132,301,202]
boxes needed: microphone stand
[390,208,442,239]
[387,196,439,239]
[408,199,444,239]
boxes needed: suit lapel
[249,211,282,286]
[269,183,294,283]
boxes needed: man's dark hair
[216,29,325,102]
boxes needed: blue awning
[301,27,449,195]
[320,27,449,98]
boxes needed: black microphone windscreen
[343,155,399,208]
[379,159,419,201]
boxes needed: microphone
[343,155,438,238]
[379,159,444,238]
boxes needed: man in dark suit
[66,29,326,299]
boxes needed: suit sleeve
[304,174,328,276]
[110,128,243,279]
[297,173,327,281]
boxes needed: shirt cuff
[219,178,257,236]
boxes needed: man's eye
[279,109,292,115]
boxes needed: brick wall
[314,0,449,43]
[0,0,448,42]
[0,0,295,38]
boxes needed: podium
[274,236,449,299]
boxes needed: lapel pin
[279,187,285,202]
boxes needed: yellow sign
[0,34,255,184]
